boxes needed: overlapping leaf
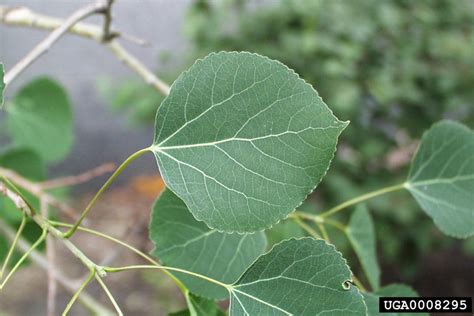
[229,238,366,315]
[150,189,266,299]
[363,284,426,316]
[169,292,225,316]
[406,121,474,238]
[152,51,348,233]
[6,77,73,162]
[347,204,380,290]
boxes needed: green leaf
[363,284,427,316]
[406,120,474,238]
[347,204,380,290]
[173,292,226,316]
[0,63,4,107]
[0,148,46,222]
[152,51,348,233]
[6,77,73,162]
[229,238,366,315]
[0,148,46,266]
[150,189,267,299]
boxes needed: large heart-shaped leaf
[406,121,474,238]
[229,238,366,315]
[150,189,267,299]
[0,63,4,107]
[152,52,347,233]
[363,284,426,316]
[347,204,380,290]
[6,77,73,162]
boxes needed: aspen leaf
[152,52,347,233]
[406,121,474,238]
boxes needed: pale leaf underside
[230,238,366,315]
[150,189,266,299]
[152,51,347,233]
[406,120,474,238]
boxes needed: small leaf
[150,189,267,299]
[346,204,380,290]
[0,63,4,107]
[229,238,366,315]
[6,77,73,162]
[406,120,474,238]
[152,51,347,233]
[363,284,427,316]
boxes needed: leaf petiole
[104,265,232,291]
[49,220,188,294]
[0,213,27,279]
[0,228,47,290]
[319,183,406,218]
[62,147,151,238]
[62,269,96,316]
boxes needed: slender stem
[105,265,231,290]
[63,147,151,238]
[0,214,27,279]
[3,2,105,86]
[95,274,123,316]
[42,198,57,316]
[62,269,96,316]
[317,223,330,242]
[292,217,321,239]
[0,219,114,315]
[100,0,115,42]
[324,218,347,232]
[1,167,79,220]
[351,275,367,292]
[40,162,116,189]
[0,229,47,290]
[49,220,187,294]
[0,5,171,96]
[320,183,406,218]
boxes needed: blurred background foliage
[102,0,474,284]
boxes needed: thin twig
[0,167,78,220]
[62,269,96,315]
[100,0,115,42]
[40,162,116,189]
[3,2,106,86]
[0,5,171,96]
[0,218,114,315]
[42,198,57,316]
[292,217,321,239]
[95,274,124,316]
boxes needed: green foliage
[0,148,45,222]
[6,77,73,162]
[363,284,426,316]
[170,292,226,316]
[230,238,366,315]
[150,189,266,299]
[406,121,474,238]
[152,51,347,233]
[184,0,474,272]
[0,148,46,265]
[347,204,380,290]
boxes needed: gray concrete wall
[0,0,191,189]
